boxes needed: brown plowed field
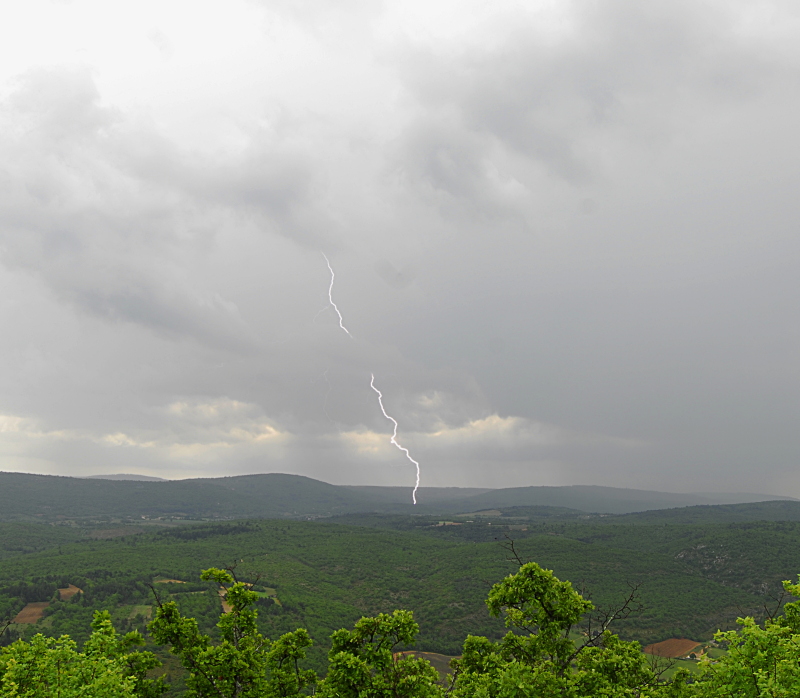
[58,584,82,600]
[13,602,49,624]
[643,638,702,658]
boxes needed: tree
[318,609,443,698]
[690,577,800,697]
[451,561,681,697]
[148,567,316,698]
[149,568,442,698]
[12,559,800,698]
[0,610,164,698]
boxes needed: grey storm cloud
[0,67,324,348]
[0,0,798,494]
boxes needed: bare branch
[762,587,788,622]
[568,581,645,663]
[500,535,526,566]
[147,583,165,609]
[0,617,12,639]
[646,652,678,682]
[225,562,239,584]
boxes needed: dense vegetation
[4,500,800,694]
[6,559,800,697]
[3,512,800,650]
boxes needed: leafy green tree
[84,610,166,698]
[452,561,678,697]
[690,577,800,697]
[0,610,164,698]
[318,609,443,698]
[16,556,800,698]
[148,568,316,698]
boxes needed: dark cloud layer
[0,0,798,495]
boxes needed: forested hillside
[4,511,800,668]
[8,555,800,698]
[0,471,792,523]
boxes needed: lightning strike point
[370,373,421,505]
[321,252,353,338]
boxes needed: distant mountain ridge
[342,486,494,503]
[84,474,167,481]
[0,471,793,523]
[424,484,796,515]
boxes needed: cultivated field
[13,602,49,624]
[58,584,82,600]
[643,638,702,658]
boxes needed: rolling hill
[425,484,795,515]
[0,470,793,523]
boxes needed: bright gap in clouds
[0,0,390,150]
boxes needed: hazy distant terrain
[342,485,494,503]
[0,471,794,524]
[425,485,796,515]
[84,474,167,481]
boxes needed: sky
[0,0,799,495]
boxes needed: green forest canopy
[4,559,800,697]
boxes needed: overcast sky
[0,0,799,496]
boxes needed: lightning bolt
[321,253,421,505]
[322,252,353,338]
[370,373,421,505]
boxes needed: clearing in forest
[127,604,153,620]
[13,602,49,624]
[58,584,82,600]
[643,638,702,658]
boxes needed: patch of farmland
[254,588,281,605]
[13,602,49,624]
[643,638,702,658]
[58,584,82,600]
[396,651,457,680]
[170,590,206,595]
[154,578,186,584]
[127,604,153,620]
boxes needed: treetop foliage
[0,610,163,698]
[5,560,800,697]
